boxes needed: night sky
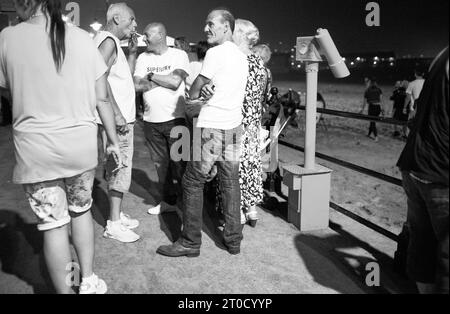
[39,0,450,57]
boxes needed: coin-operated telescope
[283,29,349,231]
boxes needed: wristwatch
[147,72,154,81]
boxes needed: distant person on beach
[360,78,384,142]
[0,0,121,294]
[397,47,449,294]
[391,80,409,138]
[404,68,425,120]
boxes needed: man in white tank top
[94,3,141,243]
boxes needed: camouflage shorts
[23,169,95,231]
[99,123,134,193]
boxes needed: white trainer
[79,273,107,294]
[120,212,139,229]
[240,211,247,225]
[147,202,178,215]
[103,220,140,243]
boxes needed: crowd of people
[0,0,274,294]
[360,67,427,142]
[0,0,447,295]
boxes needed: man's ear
[113,14,121,25]
[225,22,231,33]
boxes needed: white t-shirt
[197,41,248,130]
[94,31,136,124]
[186,60,203,92]
[0,24,107,184]
[134,47,189,123]
[406,78,425,107]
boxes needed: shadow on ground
[0,210,54,294]
[259,198,417,294]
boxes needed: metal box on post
[283,164,332,231]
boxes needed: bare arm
[189,74,211,100]
[360,97,367,114]
[150,69,188,91]
[404,93,413,113]
[127,35,138,74]
[98,38,129,135]
[96,73,121,163]
[133,76,157,92]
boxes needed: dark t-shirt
[391,87,407,111]
[397,47,449,185]
[365,86,382,104]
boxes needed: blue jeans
[402,171,449,293]
[179,125,243,249]
[143,119,187,205]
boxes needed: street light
[90,20,102,32]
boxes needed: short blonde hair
[252,44,272,64]
[234,19,259,48]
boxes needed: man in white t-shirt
[134,22,190,215]
[157,9,248,258]
[95,3,141,243]
[404,68,426,118]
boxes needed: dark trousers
[368,104,381,137]
[180,126,243,250]
[143,118,187,205]
[402,172,449,293]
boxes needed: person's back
[392,86,407,112]
[0,24,104,183]
[0,0,119,294]
[365,85,382,104]
[407,77,425,108]
[197,41,248,130]
[398,48,449,184]
[397,47,448,294]
[93,30,136,124]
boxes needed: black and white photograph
[0,0,448,298]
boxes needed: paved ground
[0,122,416,294]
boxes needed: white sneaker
[79,273,107,294]
[103,220,140,243]
[240,211,247,225]
[147,202,178,215]
[120,212,139,229]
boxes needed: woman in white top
[0,0,120,294]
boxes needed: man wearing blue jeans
[157,8,249,257]
[397,47,449,294]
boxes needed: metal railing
[279,107,406,241]
[298,105,408,126]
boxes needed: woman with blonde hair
[252,44,273,103]
[232,19,267,226]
